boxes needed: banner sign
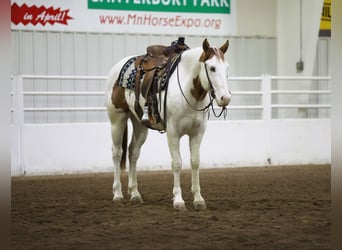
[88,0,230,14]
[11,3,73,26]
[11,0,236,35]
[319,0,331,37]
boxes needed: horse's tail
[120,124,128,170]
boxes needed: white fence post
[11,75,25,175]
[262,74,272,121]
[262,74,272,164]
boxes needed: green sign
[88,0,230,14]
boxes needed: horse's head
[199,39,231,107]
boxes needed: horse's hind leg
[109,112,129,202]
[127,118,148,203]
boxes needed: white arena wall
[11,119,331,176]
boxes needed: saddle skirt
[117,54,180,92]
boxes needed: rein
[176,62,227,118]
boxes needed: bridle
[204,63,216,99]
[176,60,228,118]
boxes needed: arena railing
[11,74,331,124]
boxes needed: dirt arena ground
[12,165,330,249]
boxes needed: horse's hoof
[113,196,124,203]
[194,201,207,210]
[174,202,187,211]
[130,195,144,204]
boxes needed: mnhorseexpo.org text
[99,13,222,29]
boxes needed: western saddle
[133,37,189,130]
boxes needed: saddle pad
[117,57,138,89]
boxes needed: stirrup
[141,106,150,126]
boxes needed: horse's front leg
[167,133,186,210]
[190,132,207,210]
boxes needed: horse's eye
[210,66,216,72]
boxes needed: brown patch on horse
[199,47,224,62]
[111,82,129,112]
[199,48,214,62]
[191,76,207,102]
[199,38,228,62]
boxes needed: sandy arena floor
[11,165,330,249]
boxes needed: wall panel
[60,32,75,75]
[12,30,279,77]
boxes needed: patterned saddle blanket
[117,56,139,90]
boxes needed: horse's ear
[202,38,210,52]
[220,40,229,54]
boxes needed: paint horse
[105,39,231,210]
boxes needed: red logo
[11,3,73,26]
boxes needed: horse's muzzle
[217,91,231,107]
